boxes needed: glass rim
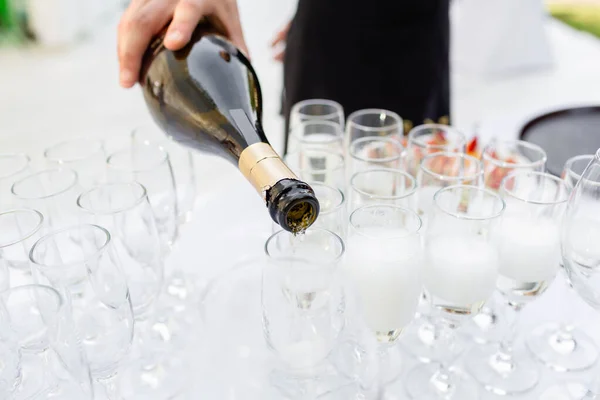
[0,208,44,248]
[11,168,79,200]
[290,120,344,145]
[501,171,571,205]
[1,283,64,311]
[308,182,345,215]
[349,204,423,239]
[433,184,505,221]
[264,228,345,264]
[44,137,104,163]
[563,154,595,182]
[291,99,344,120]
[284,150,345,173]
[106,143,170,173]
[407,124,467,149]
[349,136,405,163]
[0,153,30,179]
[482,139,547,169]
[77,182,149,215]
[419,151,483,182]
[350,168,417,200]
[346,108,403,132]
[29,224,111,270]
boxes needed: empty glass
[349,169,417,212]
[405,186,505,400]
[11,168,81,230]
[0,153,30,209]
[416,152,483,221]
[288,120,344,155]
[289,99,345,131]
[30,224,135,398]
[345,109,403,151]
[465,171,570,395]
[342,205,423,397]
[107,142,178,251]
[44,137,107,189]
[284,150,345,190]
[132,123,197,225]
[525,154,599,373]
[558,148,600,398]
[0,284,93,399]
[348,137,405,176]
[264,229,345,397]
[405,124,466,177]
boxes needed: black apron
[282,0,451,153]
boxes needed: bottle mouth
[268,179,320,234]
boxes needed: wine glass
[106,142,178,251]
[29,224,135,399]
[0,209,44,289]
[405,124,466,177]
[416,152,483,221]
[288,120,344,155]
[341,205,423,398]
[44,137,107,189]
[345,109,403,150]
[0,153,30,209]
[558,148,600,399]
[405,185,505,400]
[348,137,405,176]
[131,123,197,225]
[289,99,345,131]
[284,149,345,190]
[465,171,570,395]
[264,229,346,398]
[348,169,417,213]
[11,168,82,230]
[466,139,547,345]
[271,182,346,240]
[0,284,94,399]
[525,154,598,373]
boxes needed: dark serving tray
[519,106,600,176]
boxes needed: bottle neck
[238,143,297,199]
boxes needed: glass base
[400,315,466,364]
[316,381,407,400]
[119,354,188,399]
[465,344,540,395]
[270,362,349,399]
[539,383,590,400]
[527,323,599,372]
[462,302,506,345]
[405,364,479,400]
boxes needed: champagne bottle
[139,19,319,233]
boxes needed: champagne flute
[0,284,94,399]
[349,169,417,213]
[30,224,135,399]
[555,148,600,399]
[0,153,30,209]
[405,185,504,400]
[525,154,598,373]
[348,136,405,176]
[342,205,423,398]
[289,99,345,130]
[466,139,547,345]
[345,109,403,151]
[44,137,107,189]
[284,149,345,191]
[405,124,466,177]
[288,120,344,155]
[465,171,571,395]
[0,209,44,289]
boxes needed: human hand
[118,0,249,88]
[270,21,291,62]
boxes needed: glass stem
[41,348,59,395]
[99,375,124,400]
[429,320,460,397]
[494,302,523,372]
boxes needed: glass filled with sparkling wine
[465,171,571,396]
[405,185,505,400]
